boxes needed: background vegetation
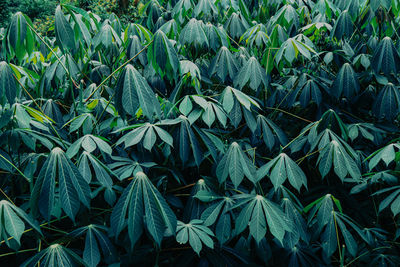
[1,0,400,266]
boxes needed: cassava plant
[1,0,400,266]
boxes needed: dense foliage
[1,0,400,266]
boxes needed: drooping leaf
[331,10,353,40]
[176,219,214,255]
[115,64,161,119]
[257,153,307,191]
[55,5,75,53]
[149,30,180,81]
[0,200,42,248]
[234,57,268,91]
[373,83,400,120]
[330,63,360,99]
[233,194,292,244]
[110,171,177,247]
[179,18,209,49]
[69,224,116,267]
[216,142,256,188]
[209,46,238,83]
[21,244,85,267]
[0,61,17,105]
[371,37,400,76]
[30,147,91,221]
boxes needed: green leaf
[372,37,400,76]
[176,220,214,255]
[116,123,173,151]
[115,64,161,120]
[209,46,238,83]
[110,172,177,247]
[257,153,307,191]
[373,83,400,120]
[234,57,268,91]
[224,12,249,39]
[368,143,400,170]
[233,194,291,244]
[255,115,287,149]
[149,30,180,81]
[331,63,360,99]
[0,200,42,247]
[55,5,76,53]
[30,147,91,221]
[21,243,86,267]
[331,10,353,40]
[216,142,256,188]
[0,61,17,105]
[179,18,209,48]
[317,140,361,181]
[67,134,112,158]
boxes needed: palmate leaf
[373,83,400,120]
[281,198,309,248]
[209,46,239,83]
[149,30,180,81]
[127,35,147,66]
[196,193,234,244]
[67,134,112,158]
[240,24,270,51]
[234,57,268,91]
[0,200,42,248]
[175,116,204,167]
[348,123,384,142]
[115,64,161,120]
[159,19,180,39]
[93,22,122,49]
[271,4,299,29]
[179,18,209,49]
[21,244,85,267]
[330,63,360,99]
[193,0,218,19]
[184,95,227,127]
[220,86,260,112]
[232,194,292,244]
[66,8,92,47]
[54,5,75,53]
[220,86,260,130]
[257,153,307,192]
[224,12,249,39]
[255,115,287,149]
[216,142,256,188]
[184,179,212,221]
[109,156,156,181]
[371,37,400,76]
[368,143,400,170]
[172,0,194,23]
[275,34,316,67]
[0,61,17,105]
[204,23,229,52]
[110,171,177,247]
[30,147,91,221]
[176,219,214,255]
[373,185,400,216]
[288,77,322,107]
[331,10,353,40]
[316,109,349,141]
[77,152,114,190]
[7,12,34,61]
[306,195,361,258]
[115,123,173,151]
[69,224,116,267]
[317,140,361,181]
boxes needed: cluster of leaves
[1,0,400,266]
